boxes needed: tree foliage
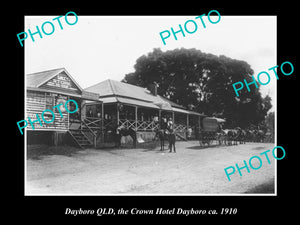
[122,48,272,128]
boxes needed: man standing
[167,117,173,130]
[167,118,175,152]
[168,129,176,153]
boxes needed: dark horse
[225,128,239,145]
[110,125,137,148]
[226,127,245,145]
[154,129,167,151]
[154,128,176,152]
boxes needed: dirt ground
[26,141,276,195]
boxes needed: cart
[199,117,220,146]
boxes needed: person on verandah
[87,108,93,118]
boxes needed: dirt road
[26,141,276,195]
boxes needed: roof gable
[40,72,80,92]
[27,68,64,88]
[26,68,83,94]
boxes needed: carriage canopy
[202,117,220,132]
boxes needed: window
[45,93,55,110]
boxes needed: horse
[154,129,168,151]
[216,130,228,145]
[246,129,256,142]
[238,128,247,144]
[224,128,241,145]
[111,125,137,148]
[232,127,246,144]
[255,129,265,143]
[245,128,264,142]
[222,129,232,145]
[154,128,177,152]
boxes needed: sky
[24,15,276,110]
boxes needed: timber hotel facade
[25,68,206,148]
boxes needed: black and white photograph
[22,14,278,196]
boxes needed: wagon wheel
[199,132,203,146]
[204,133,209,146]
[199,137,204,146]
[207,138,211,146]
[213,133,218,145]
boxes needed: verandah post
[158,110,161,129]
[187,114,189,131]
[172,111,175,128]
[53,131,58,146]
[116,103,120,126]
[135,106,138,131]
[101,103,104,143]
[93,136,96,148]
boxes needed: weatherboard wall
[26,90,70,131]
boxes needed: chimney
[148,82,158,96]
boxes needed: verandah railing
[136,120,160,131]
[83,117,102,130]
[173,123,187,133]
[118,119,159,131]
[118,119,186,132]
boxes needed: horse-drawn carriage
[198,117,251,146]
[199,117,223,146]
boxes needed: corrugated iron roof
[85,79,158,102]
[84,79,187,106]
[158,95,185,109]
[116,97,161,109]
[85,79,204,116]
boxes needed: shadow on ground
[251,146,268,151]
[187,144,222,150]
[244,178,275,194]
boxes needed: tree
[122,48,272,128]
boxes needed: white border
[24,15,277,197]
